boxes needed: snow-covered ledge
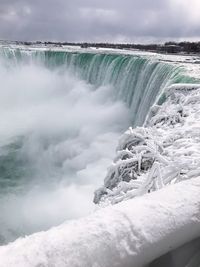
[0,177,200,267]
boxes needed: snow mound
[0,178,200,267]
[94,83,200,205]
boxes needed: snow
[94,83,200,206]
[0,177,199,267]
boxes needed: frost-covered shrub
[94,84,200,205]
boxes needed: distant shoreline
[1,40,200,56]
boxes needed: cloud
[0,0,200,42]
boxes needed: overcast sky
[0,0,200,43]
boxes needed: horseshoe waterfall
[0,46,200,267]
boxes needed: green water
[1,48,199,126]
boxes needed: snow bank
[0,177,200,267]
[94,83,200,205]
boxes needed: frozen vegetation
[94,83,200,206]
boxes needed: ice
[94,83,200,205]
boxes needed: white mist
[0,59,131,243]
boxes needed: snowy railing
[0,178,200,267]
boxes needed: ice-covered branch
[94,83,200,205]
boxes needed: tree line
[5,40,200,54]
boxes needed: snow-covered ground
[0,177,199,267]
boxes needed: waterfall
[0,46,199,245]
[1,48,198,126]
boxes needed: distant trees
[4,40,200,54]
[78,42,200,54]
[165,41,200,53]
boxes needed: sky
[0,0,200,43]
